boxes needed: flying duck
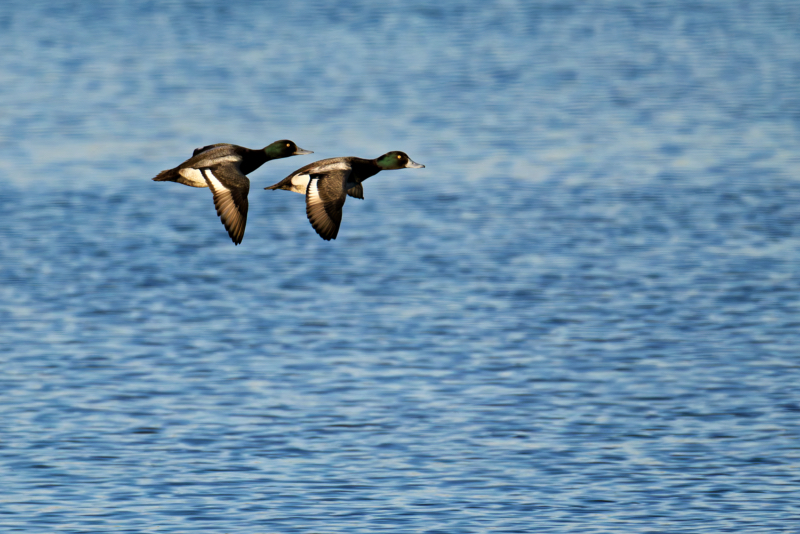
[265,151,424,240]
[153,140,313,245]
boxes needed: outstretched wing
[202,165,250,245]
[305,170,350,240]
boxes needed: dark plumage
[265,151,424,241]
[152,140,312,245]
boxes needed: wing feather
[203,168,249,245]
[347,184,364,199]
[306,173,348,240]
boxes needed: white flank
[290,173,312,194]
[178,168,207,187]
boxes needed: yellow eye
[286,143,291,147]
[397,155,401,159]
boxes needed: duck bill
[405,158,425,169]
[294,147,314,155]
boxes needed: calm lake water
[2,1,800,532]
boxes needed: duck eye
[286,143,291,147]
[397,155,401,159]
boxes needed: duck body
[152,140,312,244]
[153,142,309,188]
[265,156,379,199]
[265,151,424,241]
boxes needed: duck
[265,151,424,240]
[152,140,313,245]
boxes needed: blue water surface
[1,1,800,532]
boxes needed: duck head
[375,151,425,170]
[264,140,314,159]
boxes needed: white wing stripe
[307,178,322,206]
[203,169,229,192]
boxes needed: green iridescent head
[375,151,425,170]
[264,140,313,159]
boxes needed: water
[2,1,800,532]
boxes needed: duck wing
[346,184,364,199]
[193,143,232,157]
[202,163,250,245]
[266,157,351,194]
[188,145,242,168]
[306,169,350,241]
[154,145,241,188]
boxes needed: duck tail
[152,169,178,182]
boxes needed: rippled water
[2,1,800,532]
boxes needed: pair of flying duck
[153,140,424,244]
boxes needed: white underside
[289,173,311,194]
[179,168,208,187]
